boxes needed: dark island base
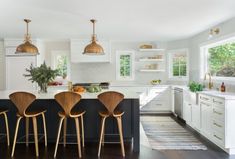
[0,99,140,152]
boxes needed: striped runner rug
[141,116,207,150]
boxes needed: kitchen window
[168,49,188,80]
[116,51,135,80]
[200,37,235,80]
[51,51,70,80]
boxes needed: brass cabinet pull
[213,99,223,105]
[213,122,222,128]
[214,134,222,140]
[200,96,209,101]
[200,102,210,107]
[213,109,223,115]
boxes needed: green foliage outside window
[172,55,187,77]
[56,55,67,78]
[120,55,131,77]
[208,42,235,77]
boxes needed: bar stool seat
[0,109,8,114]
[58,111,85,118]
[0,109,10,146]
[99,110,124,117]
[16,110,47,117]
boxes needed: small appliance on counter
[73,82,110,93]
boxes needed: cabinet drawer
[212,131,224,146]
[212,97,224,108]
[212,107,224,121]
[200,101,211,107]
[199,95,211,103]
[142,100,170,111]
[212,119,224,134]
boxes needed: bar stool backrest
[98,91,124,114]
[54,91,81,116]
[9,91,36,116]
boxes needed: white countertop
[0,87,141,99]
[199,90,235,100]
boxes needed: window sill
[168,77,189,81]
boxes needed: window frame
[200,36,235,82]
[116,50,135,81]
[51,50,70,80]
[167,48,189,81]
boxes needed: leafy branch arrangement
[24,62,59,93]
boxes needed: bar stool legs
[54,117,64,158]
[98,117,106,157]
[26,117,29,147]
[32,117,39,157]
[80,115,85,147]
[63,118,67,147]
[98,116,125,157]
[42,113,48,147]
[116,116,125,157]
[75,118,82,158]
[2,112,10,146]
[11,117,22,157]
[54,117,83,158]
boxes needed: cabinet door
[200,102,212,137]
[183,101,192,124]
[6,56,36,90]
[70,39,111,63]
[192,104,201,130]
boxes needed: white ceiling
[0,0,235,41]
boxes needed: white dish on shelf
[139,48,165,52]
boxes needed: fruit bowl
[150,80,161,85]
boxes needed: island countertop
[0,87,140,99]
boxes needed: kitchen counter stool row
[0,91,126,158]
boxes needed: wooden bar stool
[97,91,125,157]
[0,109,10,146]
[9,91,47,157]
[54,91,85,158]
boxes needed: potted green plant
[24,62,59,93]
[188,81,204,92]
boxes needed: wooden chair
[97,91,125,157]
[0,109,10,146]
[9,91,47,157]
[54,91,85,158]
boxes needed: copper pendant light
[15,19,39,55]
[83,19,104,55]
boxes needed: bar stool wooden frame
[9,91,47,157]
[97,91,125,157]
[54,91,85,158]
[0,109,10,146]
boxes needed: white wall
[71,41,168,84]
[42,41,168,84]
[0,41,5,90]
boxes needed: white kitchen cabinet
[6,56,36,90]
[199,95,212,138]
[197,93,235,154]
[183,101,192,124]
[191,104,201,131]
[182,89,199,128]
[141,86,171,113]
[70,39,111,63]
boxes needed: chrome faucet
[204,73,213,89]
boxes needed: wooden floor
[0,115,235,159]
